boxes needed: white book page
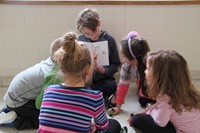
[79,41,93,53]
[79,41,109,66]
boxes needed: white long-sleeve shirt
[146,95,200,133]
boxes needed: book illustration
[79,41,109,66]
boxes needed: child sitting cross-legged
[129,49,200,133]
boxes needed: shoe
[0,111,17,125]
[106,93,116,108]
[120,126,128,133]
[0,107,9,113]
[1,122,14,127]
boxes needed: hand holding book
[93,48,105,74]
[79,41,109,66]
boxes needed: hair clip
[127,31,142,41]
[127,31,138,59]
[127,31,138,39]
[127,31,143,59]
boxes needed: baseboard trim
[1,70,200,87]
[0,76,13,87]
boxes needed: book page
[79,41,109,66]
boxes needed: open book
[79,41,109,66]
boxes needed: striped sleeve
[93,91,109,132]
[149,96,172,127]
[115,63,136,104]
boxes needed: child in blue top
[76,8,121,99]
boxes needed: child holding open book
[76,8,121,99]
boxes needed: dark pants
[139,96,156,108]
[91,80,117,98]
[94,119,121,133]
[7,100,39,130]
[132,114,176,133]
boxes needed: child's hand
[92,49,98,69]
[133,105,154,116]
[127,113,134,126]
[93,49,104,73]
[92,49,98,61]
[90,123,96,133]
[107,107,121,116]
[92,49,105,74]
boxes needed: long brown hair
[147,49,200,113]
[121,37,150,96]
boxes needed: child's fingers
[127,113,134,126]
[108,108,115,117]
[90,123,96,133]
[107,107,120,116]
[127,117,133,126]
[93,48,96,54]
[93,48,99,58]
[113,108,120,115]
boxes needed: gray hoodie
[4,57,55,108]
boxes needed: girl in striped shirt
[108,31,155,115]
[37,32,123,133]
[129,49,200,133]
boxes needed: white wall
[0,4,200,84]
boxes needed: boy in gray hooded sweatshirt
[1,37,62,130]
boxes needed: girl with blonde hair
[37,32,125,133]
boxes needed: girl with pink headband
[107,31,155,116]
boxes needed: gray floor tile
[1,80,200,133]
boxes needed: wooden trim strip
[1,1,200,5]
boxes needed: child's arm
[115,63,133,104]
[148,97,171,127]
[93,48,105,74]
[35,87,45,109]
[90,122,97,133]
[107,63,134,116]
[35,65,61,109]
[115,84,129,105]
[94,94,109,132]
[101,34,121,77]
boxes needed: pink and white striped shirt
[146,95,200,133]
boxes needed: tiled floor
[1,80,200,133]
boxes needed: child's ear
[133,59,138,66]
[86,65,91,75]
[98,19,101,27]
[85,65,92,84]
